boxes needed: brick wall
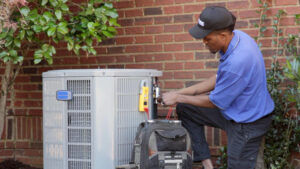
[0,0,299,168]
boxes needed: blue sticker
[56,90,72,101]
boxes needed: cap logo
[198,18,205,27]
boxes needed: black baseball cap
[189,6,236,39]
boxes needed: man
[162,6,274,169]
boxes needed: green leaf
[9,50,18,57]
[55,10,62,20]
[14,39,21,48]
[109,18,120,27]
[19,30,25,40]
[60,4,69,11]
[57,22,69,34]
[47,26,56,37]
[0,51,8,58]
[34,59,42,64]
[43,12,54,22]
[107,26,116,32]
[104,2,113,9]
[105,9,118,18]
[49,0,58,7]
[20,7,30,17]
[102,30,113,38]
[41,0,48,6]
[32,25,43,33]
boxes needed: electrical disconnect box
[42,69,162,169]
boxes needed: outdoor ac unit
[42,69,162,169]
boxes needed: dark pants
[176,103,273,169]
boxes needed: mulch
[0,159,42,169]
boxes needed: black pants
[176,103,273,169]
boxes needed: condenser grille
[68,145,91,159]
[68,129,91,143]
[67,80,92,169]
[68,161,91,169]
[68,113,91,127]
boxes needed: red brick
[184,62,204,69]
[164,81,184,89]
[285,28,299,35]
[145,26,164,34]
[135,55,153,62]
[163,6,183,14]
[115,1,134,9]
[125,27,145,35]
[15,76,30,83]
[228,1,250,9]
[174,52,194,60]
[28,109,42,116]
[144,63,163,70]
[125,9,143,17]
[61,57,78,64]
[117,28,124,35]
[275,0,298,6]
[37,118,42,141]
[155,34,174,43]
[184,42,204,51]
[155,0,174,6]
[239,10,260,19]
[135,0,154,7]
[165,62,184,70]
[174,71,194,79]
[116,55,133,63]
[164,44,183,52]
[174,14,193,23]
[161,72,173,80]
[280,17,296,26]
[119,19,134,26]
[125,64,145,69]
[144,44,162,52]
[174,33,194,41]
[80,57,97,64]
[24,101,42,107]
[23,149,42,157]
[285,6,300,14]
[16,141,30,149]
[135,36,153,43]
[5,141,15,149]
[175,0,194,4]
[0,142,4,149]
[258,39,273,47]
[195,71,217,79]
[164,25,184,32]
[184,4,204,13]
[125,45,144,53]
[98,56,116,63]
[135,18,153,25]
[116,37,134,45]
[0,149,14,156]
[16,93,28,99]
[144,7,162,15]
[154,16,172,24]
[153,53,173,61]
[14,101,23,107]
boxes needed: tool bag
[131,120,193,169]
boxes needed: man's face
[203,32,225,54]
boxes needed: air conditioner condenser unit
[42,69,162,169]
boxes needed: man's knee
[176,103,189,117]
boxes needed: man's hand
[162,91,179,106]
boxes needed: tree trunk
[0,61,13,139]
[255,137,266,169]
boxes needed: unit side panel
[93,77,115,169]
[43,77,65,169]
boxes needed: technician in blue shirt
[162,6,274,169]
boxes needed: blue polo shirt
[209,30,274,123]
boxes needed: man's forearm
[176,94,216,108]
[176,75,216,96]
